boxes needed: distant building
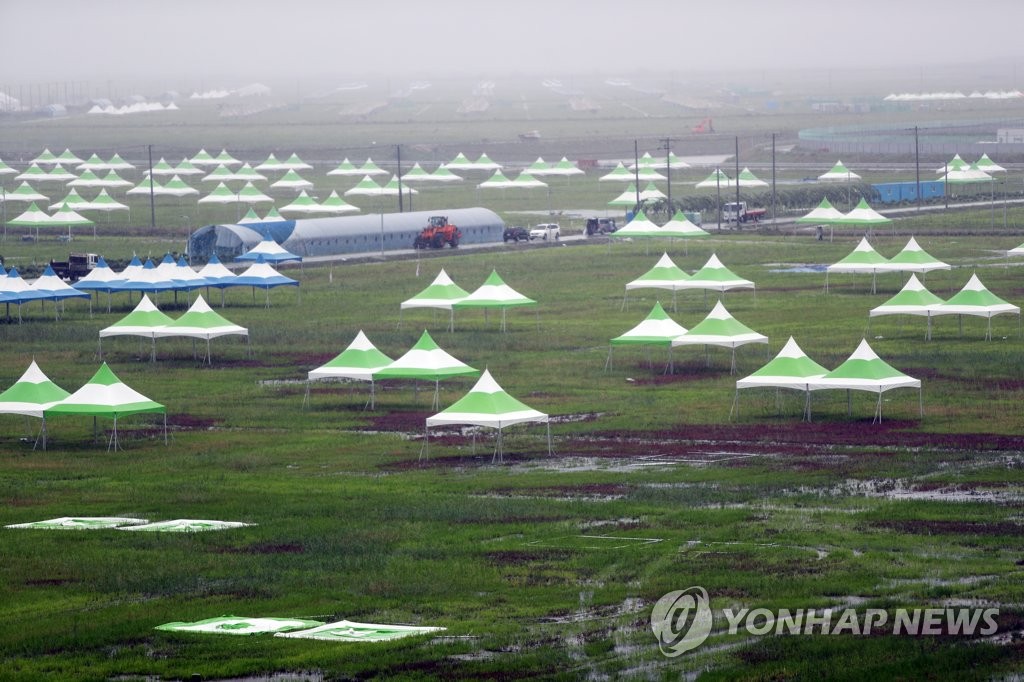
[997,129,1024,144]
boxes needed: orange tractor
[413,215,462,249]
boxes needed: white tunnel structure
[187,207,505,261]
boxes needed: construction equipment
[413,216,462,249]
[692,117,714,134]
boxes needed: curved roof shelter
[187,207,504,261]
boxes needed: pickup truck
[529,223,560,241]
[722,202,767,224]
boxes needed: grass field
[3,90,1024,679]
[1,221,1024,680]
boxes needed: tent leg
[546,421,552,456]
[604,345,613,372]
[729,389,739,421]
[847,389,852,417]
[419,426,428,461]
[369,380,376,410]
[621,290,628,312]
[919,388,923,418]
[164,413,167,445]
[303,381,310,408]
[433,381,440,410]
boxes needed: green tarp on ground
[275,620,445,642]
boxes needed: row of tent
[399,269,536,332]
[0,254,297,320]
[304,329,548,460]
[0,360,164,450]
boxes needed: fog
[3,0,1023,87]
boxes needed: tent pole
[605,345,613,371]
[163,413,167,445]
[919,388,923,418]
[303,380,310,408]
[847,389,852,417]
[369,379,376,410]
[546,421,552,456]
[419,425,428,461]
[729,389,739,421]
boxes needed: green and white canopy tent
[97,170,132,189]
[0,360,71,449]
[472,153,501,171]
[825,237,891,293]
[659,211,710,253]
[424,369,549,462]
[8,202,59,240]
[0,158,18,175]
[935,154,968,173]
[358,157,387,176]
[281,153,312,171]
[524,157,553,175]
[399,162,432,182]
[173,158,204,176]
[607,301,688,372]
[77,154,107,170]
[106,153,134,170]
[975,153,1005,173]
[256,153,287,172]
[319,190,359,214]
[276,620,445,642]
[638,182,666,201]
[695,168,734,189]
[306,330,393,409]
[198,182,237,205]
[344,174,385,196]
[837,199,892,233]
[6,516,148,530]
[510,171,546,189]
[399,269,469,332]
[599,162,634,182]
[677,254,755,302]
[611,209,662,239]
[623,253,690,311]
[882,237,950,275]
[270,170,314,190]
[99,294,175,362]
[931,274,1021,340]
[671,301,769,374]
[45,362,166,450]
[213,149,241,167]
[48,201,94,241]
[236,182,273,204]
[49,190,89,211]
[608,183,639,207]
[374,330,479,409]
[808,339,922,423]
[5,182,48,203]
[796,197,845,225]
[737,167,768,188]
[156,615,323,636]
[733,337,830,421]
[477,171,514,189]
[150,158,178,177]
[430,166,464,183]
[869,274,946,340]
[443,152,474,171]
[325,157,360,176]
[153,295,249,363]
[452,270,537,332]
[818,160,861,182]
[279,190,321,215]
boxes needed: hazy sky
[3,0,1023,83]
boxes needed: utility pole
[771,132,777,227]
[735,136,741,224]
[633,140,640,214]
[914,126,921,212]
[396,144,404,213]
[148,145,156,229]
[661,137,675,211]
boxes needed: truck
[722,202,767,224]
[412,216,462,249]
[49,252,98,281]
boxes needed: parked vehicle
[722,201,767,224]
[412,216,462,249]
[49,252,98,281]
[529,223,560,241]
[503,226,529,242]
[585,218,618,236]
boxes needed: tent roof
[660,211,709,238]
[235,238,302,263]
[611,301,687,346]
[870,274,945,317]
[933,274,1020,317]
[401,269,469,309]
[839,199,891,224]
[818,160,861,181]
[625,253,690,291]
[612,210,662,238]
[100,294,175,337]
[45,362,165,417]
[828,237,890,273]
[809,339,920,392]
[736,337,830,389]
[796,197,846,224]
[453,270,536,308]
[883,237,950,273]
[678,254,754,291]
[154,295,248,339]
[308,330,393,381]
[0,360,70,417]
[426,369,546,428]
[374,330,478,380]
[672,301,768,348]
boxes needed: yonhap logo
[650,586,713,657]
